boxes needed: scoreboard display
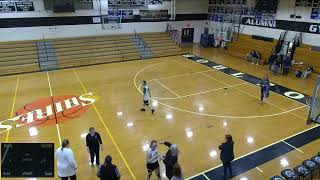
[1,143,54,178]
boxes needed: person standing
[268,52,277,71]
[283,56,291,75]
[140,80,155,114]
[260,74,270,101]
[219,135,234,180]
[86,127,103,166]
[146,140,161,180]
[160,141,179,179]
[97,155,121,180]
[56,139,77,180]
[171,163,184,180]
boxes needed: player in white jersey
[140,80,155,114]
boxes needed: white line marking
[56,124,62,145]
[47,72,53,96]
[153,82,248,100]
[148,69,214,82]
[202,173,210,180]
[47,71,62,145]
[186,56,307,107]
[282,140,304,154]
[199,72,307,121]
[155,79,181,97]
[185,124,318,179]
[256,167,263,173]
[133,62,307,119]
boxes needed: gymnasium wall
[207,0,320,46]
[176,0,208,14]
[0,0,207,42]
[276,0,319,23]
[240,0,320,46]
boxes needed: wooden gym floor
[0,45,319,180]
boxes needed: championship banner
[108,10,134,19]
[0,1,15,12]
[311,8,320,20]
[15,1,34,11]
[0,0,34,12]
[140,10,169,20]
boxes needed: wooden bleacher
[140,32,182,57]
[226,34,277,64]
[0,40,39,76]
[50,34,141,68]
[293,45,320,74]
[0,32,183,76]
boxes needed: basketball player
[140,80,155,114]
[260,74,270,101]
[146,140,161,180]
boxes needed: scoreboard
[1,143,54,178]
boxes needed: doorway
[181,28,194,43]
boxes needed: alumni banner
[242,17,320,34]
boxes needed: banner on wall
[108,10,134,19]
[311,8,320,20]
[140,10,168,20]
[0,1,34,12]
[15,2,34,11]
[0,1,15,12]
[242,17,320,34]
[243,17,277,28]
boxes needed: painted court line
[282,140,304,154]
[134,61,307,119]
[155,79,181,97]
[186,124,319,179]
[148,69,214,82]
[199,72,307,121]
[72,69,136,180]
[47,72,53,97]
[202,173,211,180]
[46,72,62,145]
[5,75,19,143]
[153,82,248,100]
[185,54,307,107]
[256,167,264,173]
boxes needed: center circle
[133,60,304,119]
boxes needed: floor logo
[0,92,97,133]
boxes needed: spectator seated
[245,50,262,65]
[226,34,277,65]
[295,66,313,79]
[293,45,320,78]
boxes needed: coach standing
[86,127,103,166]
[219,134,234,180]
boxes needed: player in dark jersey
[260,74,270,101]
[140,80,155,114]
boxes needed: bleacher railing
[167,24,182,46]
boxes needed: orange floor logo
[0,92,97,133]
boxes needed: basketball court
[0,46,318,179]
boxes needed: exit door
[181,28,194,43]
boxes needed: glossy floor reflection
[0,46,317,180]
